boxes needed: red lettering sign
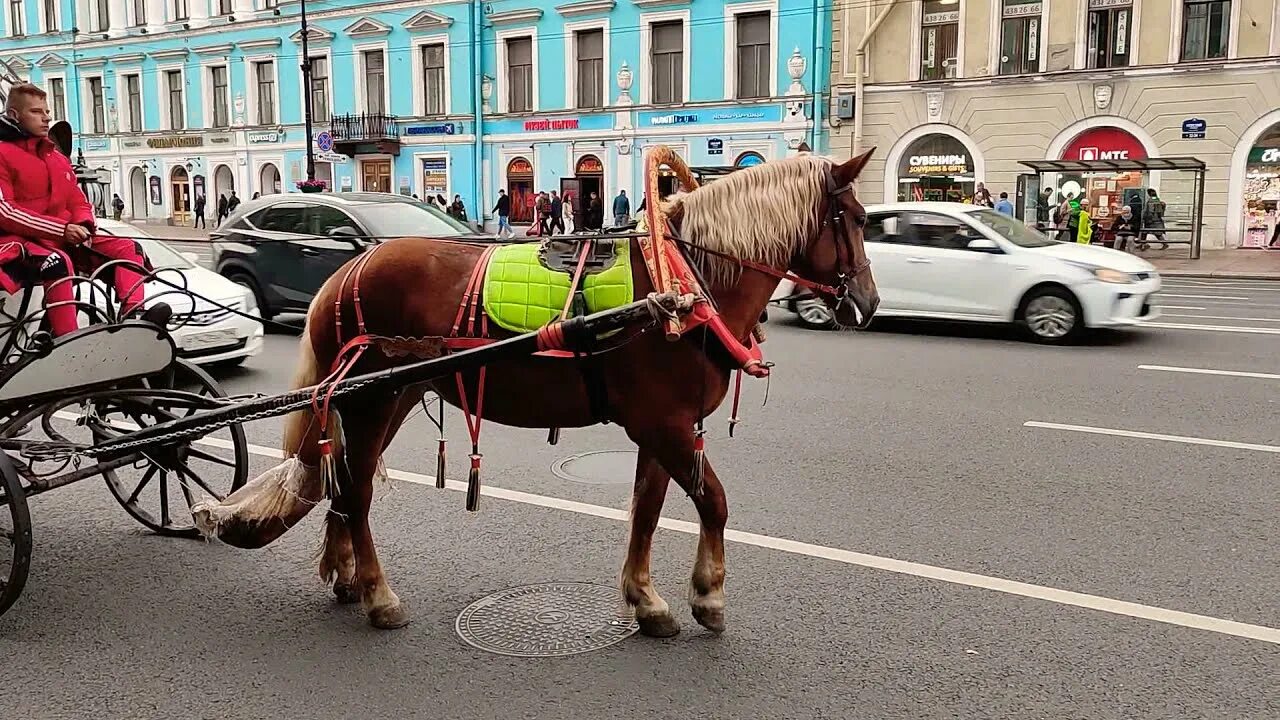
[1061,127,1148,162]
[523,118,580,131]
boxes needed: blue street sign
[1181,118,1206,140]
[316,131,334,152]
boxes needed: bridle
[669,168,871,304]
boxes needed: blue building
[0,0,829,228]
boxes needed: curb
[1158,270,1280,280]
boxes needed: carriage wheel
[99,359,250,538]
[0,450,32,618]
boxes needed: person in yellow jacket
[1076,198,1093,244]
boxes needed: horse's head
[791,148,880,329]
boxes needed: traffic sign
[315,131,334,152]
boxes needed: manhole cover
[455,582,638,657]
[551,450,636,485]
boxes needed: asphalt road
[3,277,1278,719]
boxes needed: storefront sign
[1003,1,1042,17]
[709,111,765,121]
[906,154,969,174]
[405,123,458,136]
[707,138,723,155]
[575,155,603,174]
[205,132,235,146]
[1181,118,1207,140]
[247,130,282,144]
[1249,147,1280,164]
[898,134,976,177]
[523,118,579,131]
[84,138,110,151]
[148,175,162,205]
[1088,0,1131,7]
[121,138,145,150]
[422,158,448,194]
[1062,127,1147,161]
[193,174,206,196]
[923,11,959,24]
[147,135,203,149]
[508,157,534,176]
[650,114,698,126]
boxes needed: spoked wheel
[0,450,32,618]
[93,360,250,537]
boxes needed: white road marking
[1156,293,1251,301]
[1142,322,1280,335]
[1152,305,1206,311]
[1163,313,1280,324]
[1164,282,1280,292]
[1138,365,1280,380]
[49,411,1280,644]
[1025,421,1280,454]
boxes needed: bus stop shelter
[1018,157,1207,259]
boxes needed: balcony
[330,113,401,156]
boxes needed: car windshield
[355,201,471,236]
[964,208,1057,248]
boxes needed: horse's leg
[643,427,729,634]
[334,397,410,629]
[621,448,681,638]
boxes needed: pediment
[36,53,67,68]
[290,26,334,45]
[5,57,31,72]
[344,17,392,37]
[402,10,453,31]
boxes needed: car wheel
[794,297,836,330]
[1018,287,1083,344]
[226,272,272,321]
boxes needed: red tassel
[435,438,447,489]
[318,437,338,499]
[728,370,743,437]
[691,430,706,496]
[465,454,482,512]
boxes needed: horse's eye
[852,212,868,227]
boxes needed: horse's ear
[834,147,876,185]
[49,121,73,158]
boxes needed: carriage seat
[482,238,633,334]
[537,237,623,275]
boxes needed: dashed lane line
[1025,421,1280,454]
[1138,365,1280,380]
[1142,322,1280,335]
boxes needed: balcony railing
[330,113,400,144]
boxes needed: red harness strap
[447,244,500,511]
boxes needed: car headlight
[1091,267,1133,284]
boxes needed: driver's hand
[63,223,91,245]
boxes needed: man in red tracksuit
[0,82,169,337]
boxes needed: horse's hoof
[637,612,681,638]
[692,605,725,634]
[333,583,360,605]
[368,603,411,629]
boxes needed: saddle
[537,237,621,276]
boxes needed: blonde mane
[668,154,833,286]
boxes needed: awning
[1019,157,1206,173]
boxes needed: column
[146,0,166,32]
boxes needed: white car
[770,202,1161,344]
[0,220,264,366]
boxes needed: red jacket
[0,130,95,247]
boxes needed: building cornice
[631,0,691,9]
[238,38,282,51]
[148,49,190,61]
[192,43,235,56]
[111,53,146,65]
[487,9,544,26]
[555,0,616,17]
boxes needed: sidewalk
[1145,248,1280,280]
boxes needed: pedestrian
[492,189,513,238]
[1109,205,1139,252]
[587,191,603,230]
[450,194,467,222]
[1076,198,1093,244]
[111,193,124,221]
[994,191,1014,216]
[612,189,630,227]
[1036,188,1052,229]
[193,193,207,228]
[549,190,565,235]
[1140,188,1166,247]
[227,190,240,215]
[216,193,228,225]
[1056,192,1075,242]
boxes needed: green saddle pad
[483,240,634,334]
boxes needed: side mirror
[967,237,1001,252]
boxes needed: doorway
[129,167,147,220]
[574,154,604,228]
[362,160,392,193]
[259,163,281,195]
[170,166,191,225]
[506,156,535,224]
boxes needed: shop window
[1242,124,1280,249]
[1181,0,1230,61]
[575,29,604,109]
[506,37,534,113]
[998,1,1041,76]
[254,61,275,125]
[650,21,684,104]
[421,43,446,115]
[1086,0,1131,69]
[362,50,385,114]
[920,0,959,81]
[735,12,771,99]
[211,66,230,128]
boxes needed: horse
[194,148,879,635]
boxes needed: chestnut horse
[213,149,878,634]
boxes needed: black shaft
[89,294,681,460]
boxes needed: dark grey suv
[211,192,488,319]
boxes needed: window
[308,206,362,236]
[130,0,144,26]
[362,50,385,114]
[43,0,57,32]
[166,70,184,130]
[126,74,142,131]
[650,20,684,104]
[93,0,109,32]
[88,77,105,134]
[309,56,330,122]
[904,212,983,250]
[735,13,770,99]
[920,0,959,80]
[1087,0,1131,68]
[575,29,604,109]
[254,61,275,124]
[421,44,445,115]
[9,0,24,35]
[48,78,65,120]
[210,66,229,127]
[998,0,1041,75]
[1182,0,1230,60]
[506,37,533,112]
[216,0,231,15]
[172,0,188,22]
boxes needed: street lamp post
[299,0,316,181]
